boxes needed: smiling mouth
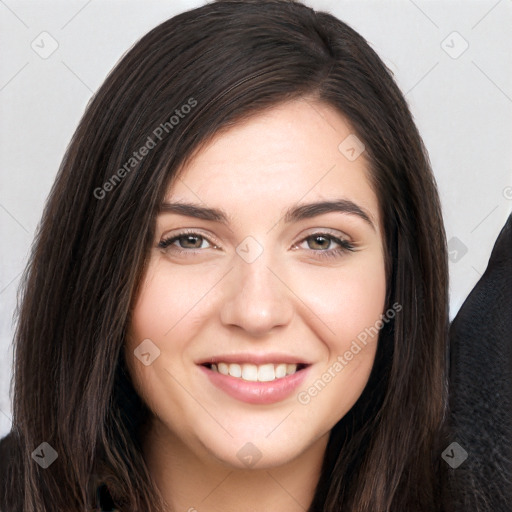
[202,362,308,382]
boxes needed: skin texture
[125,99,387,511]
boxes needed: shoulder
[445,213,512,509]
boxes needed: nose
[220,253,294,337]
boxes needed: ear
[441,213,512,511]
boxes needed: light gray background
[1,0,511,440]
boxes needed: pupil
[311,236,328,249]
[183,235,201,248]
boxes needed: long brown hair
[0,1,448,510]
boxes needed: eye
[292,232,355,260]
[157,229,355,260]
[158,229,217,255]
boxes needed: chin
[188,418,327,471]
[204,437,308,470]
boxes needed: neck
[142,417,328,512]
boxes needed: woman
[0,0,450,510]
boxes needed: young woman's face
[126,99,387,469]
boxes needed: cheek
[129,258,211,344]
[126,259,196,378]
[125,259,215,421]
[296,251,387,351]
[292,251,386,412]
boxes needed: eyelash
[157,228,355,260]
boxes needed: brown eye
[294,232,355,261]
[158,232,212,251]
[176,234,204,249]
[306,235,332,250]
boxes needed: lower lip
[199,365,311,405]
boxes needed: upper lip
[197,353,311,366]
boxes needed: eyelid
[157,227,356,256]
[158,226,352,245]
[294,227,352,244]
[158,228,221,249]
[292,231,356,259]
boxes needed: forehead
[166,99,379,226]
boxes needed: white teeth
[241,364,258,381]
[218,362,229,376]
[258,363,275,382]
[228,363,242,378]
[275,363,287,378]
[286,364,297,375]
[210,362,301,382]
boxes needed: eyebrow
[159,199,375,230]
